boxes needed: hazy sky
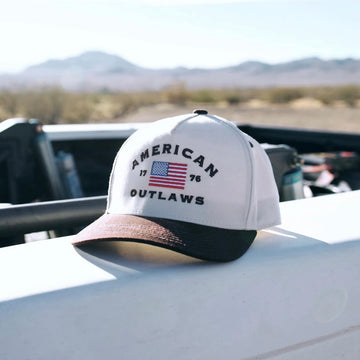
[1,0,359,73]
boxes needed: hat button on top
[193,109,208,115]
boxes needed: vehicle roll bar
[0,196,106,237]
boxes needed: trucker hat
[72,110,281,261]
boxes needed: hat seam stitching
[169,113,199,135]
[205,114,254,227]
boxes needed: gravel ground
[119,102,360,133]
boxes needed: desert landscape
[1,52,360,133]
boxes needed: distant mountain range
[1,51,360,91]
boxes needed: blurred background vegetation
[0,84,359,125]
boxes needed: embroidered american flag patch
[149,161,187,190]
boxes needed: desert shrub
[0,91,19,118]
[265,87,304,104]
[163,83,190,105]
[298,86,360,107]
[3,84,360,125]
[221,89,251,105]
[19,87,67,124]
[107,91,162,119]
[311,87,337,105]
[225,93,243,105]
[190,89,216,103]
[62,93,94,123]
[17,88,102,124]
[110,93,138,118]
[136,91,164,106]
[335,85,360,107]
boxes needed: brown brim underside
[72,214,257,262]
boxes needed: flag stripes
[149,161,187,190]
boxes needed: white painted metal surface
[0,191,360,360]
[43,123,145,141]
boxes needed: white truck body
[0,191,359,359]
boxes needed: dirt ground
[119,101,360,134]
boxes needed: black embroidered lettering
[152,145,160,156]
[149,191,157,198]
[139,190,147,198]
[158,192,166,200]
[132,160,139,170]
[195,196,204,205]
[174,144,179,155]
[168,193,177,201]
[180,194,193,203]
[140,149,149,162]
[130,188,203,206]
[182,148,193,159]
[162,144,172,154]
[193,155,205,167]
[205,163,218,177]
